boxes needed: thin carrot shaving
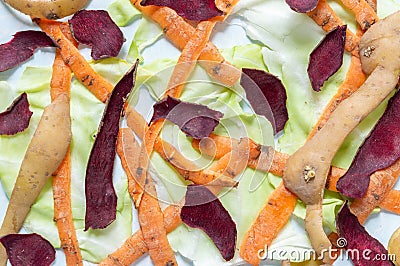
[131,0,241,86]
[49,22,82,266]
[306,0,360,56]
[379,190,400,215]
[339,0,379,30]
[240,182,298,266]
[35,18,113,102]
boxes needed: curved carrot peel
[50,22,82,265]
[35,18,113,102]
[339,0,378,30]
[380,189,400,215]
[306,0,360,56]
[131,0,241,86]
[239,182,297,265]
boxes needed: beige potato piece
[283,10,400,264]
[4,0,90,19]
[0,93,71,266]
[389,226,400,266]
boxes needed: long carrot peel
[131,16,219,265]
[101,133,247,266]
[240,182,298,266]
[131,0,241,86]
[380,190,400,215]
[306,0,360,56]
[35,18,113,102]
[339,0,378,30]
[50,23,83,266]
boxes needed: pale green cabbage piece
[107,0,141,26]
[0,58,133,263]
[127,16,164,63]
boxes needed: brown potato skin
[0,93,71,265]
[4,0,90,19]
[389,226,400,266]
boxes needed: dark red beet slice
[140,0,224,21]
[337,90,400,198]
[85,61,138,230]
[0,93,33,135]
[0,233,55,266]
[69,10,124,60]
[241,68,288,134]
[337,202,393,266]
[0,31,55,72]
[285,0,318,13]
[181,185,237,261]
[308,25,346,91]
[150,96,223,139]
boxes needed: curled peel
[181,185,237,261]
[151,96,223,139]
[308,25,346,91]
[85,61,138,230]
[337,90,400,198]
[241,68,288,134]
[0,93,32,135]
[69,10,125,60]
[0,31,55,72]
[140,0,224,21]
[0,233,55,266]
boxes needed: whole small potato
[4,0,90,19]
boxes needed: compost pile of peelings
[0,0,400,265]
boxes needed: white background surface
[1,1,400,266]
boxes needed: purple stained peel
[85,61,138,230]
[336,202,393,266]
[140,0,224,21]
[151,96,223,139]
[181,185,237,261]
[0,31,56,72]
[0,93,33,135]
[241,68,288,134]
[285,0,318,13]
[308,25,346,91]
[337,90,400,198]
[69,10,124,60]
[0,233,55,266]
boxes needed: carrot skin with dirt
[240,182,297,265]
[35,18,113,102]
